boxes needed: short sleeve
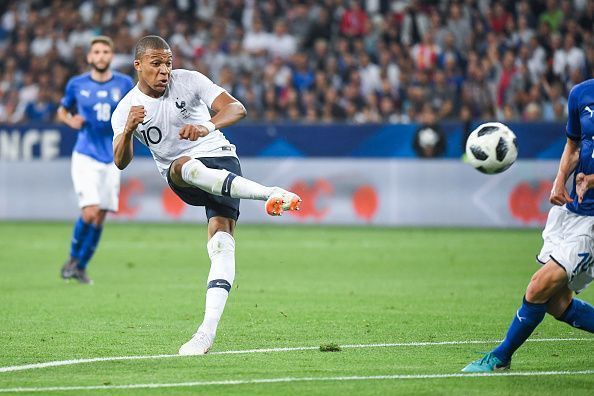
[60,78,76,110]
[566,85,581,141]
[111,102,129,139]
[187,71,226,108]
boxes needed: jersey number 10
[139,126,163,146]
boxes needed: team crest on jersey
[175,98,190,119]
[111,88,121,102]
[97,90,108,98]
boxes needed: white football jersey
[112,69,237,179]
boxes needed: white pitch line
[1,337,592,374]
[2,370,594,393]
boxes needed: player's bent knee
[82,206,101,224]
[525,263,567,303]
[171,156,192,176]
[170,156,193,184]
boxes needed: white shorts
[71,151,120,212]
[537,205,594,293]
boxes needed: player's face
[135,49,173,94]
[87,43,113,73]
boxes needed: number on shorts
[573,252,593,277]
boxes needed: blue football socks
[76,223,103,270]
[69,217,90,261]
[558,298,594,333]
[492,296,547,363]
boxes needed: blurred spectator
[24,89,57,123]
[413,105,446,158]
[267,20,296,60]
[539,0,564,32]
[340,0,368,38]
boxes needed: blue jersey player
[463,78,594,372]
[58,36,134,284]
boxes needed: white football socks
[181,158,272,200]
[198,231,236,337]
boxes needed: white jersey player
[112,35,301,355]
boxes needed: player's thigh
[526,260,568,303]
[71,152,102,209]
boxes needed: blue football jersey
[60,71,134,163]
[565,78,594,216]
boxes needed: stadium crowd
[0,0,593,124]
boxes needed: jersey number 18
[93,103,111,122]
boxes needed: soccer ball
[465,122,518,174]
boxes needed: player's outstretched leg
[174,158,301,216]
[462,261,566,372]
[179,230,235,355]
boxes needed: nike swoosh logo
[516,310,525,322]
[141,118,152,125]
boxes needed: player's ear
[134,59,141,72]
[86,52,92,65]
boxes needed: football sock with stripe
[491,296,547,363]
[69,217,91,261]
[181,159,272,200]
[558,298,594,332]
[76,223,103,270]
[198,232,236,336]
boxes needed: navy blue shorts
[167,156,242,221]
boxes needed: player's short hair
[90,35,114,50]
[134,35,171,60]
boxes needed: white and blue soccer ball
[465,122,518,174]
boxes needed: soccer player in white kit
[111,36,301,355]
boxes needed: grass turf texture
[0,222,593,395]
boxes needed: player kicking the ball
[111,36,301,355]
[463,78,594,372]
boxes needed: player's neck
[90,69,113,83]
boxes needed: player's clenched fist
[124,105,146,134]
[179,124,210,141]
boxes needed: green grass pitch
[0,222,593,395]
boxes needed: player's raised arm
[178,92,247,141]
[113,105,145,169]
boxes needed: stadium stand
[0,0,593,124]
